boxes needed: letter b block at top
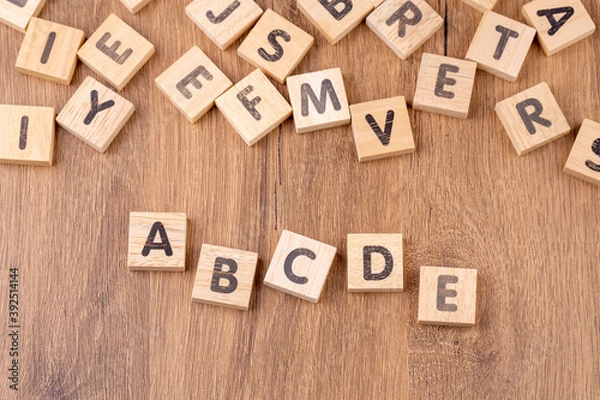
[0,0,46,32]
[563,119,600,186]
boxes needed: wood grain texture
[0,0,600,399]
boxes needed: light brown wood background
[1,0,599,398]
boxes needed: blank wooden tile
[564,119,600,186]
[347,233,404,292]
[15,18,85,85]
[460,0,497,13]
[465,11,536,82]
[120,0,153,14]
[522,0,595,56]
[128,212,187,272]
[413,53,477,119]
[495,82,570,156]
[264,230,337,303]
[287,67,350,133]
[192,244,258,310]
[77,13,155,90]
[366,0,443,61]
[238,9,314,84]
[0,105,54,166]
[350,96,415,162]
[56,76,135,153]
[418,266,477,327]
[215,69,292,146]
[297,0,373,45]
[186,0,263,50]
[0,0,46,32]
[155,46,232,123]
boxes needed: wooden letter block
[237,9,314,84]
[460,0,497,13]
[418,266,477,327]
[120,0,153,14]
[186,0,263,50]
[564,119,600,186]
[215,69,292,146]
[264,230,337,303]
[128,212,187,272]
[371,0,385,6]
[15,18,85,85]
[495,82,570,156]
[350,96,415,161]
[413,53,477,119]
[56,76,135,153]
[522,0,595,56]
[155,46,233,123]
[0,0,46,32]
[297,0,373,45]
[0,105,54,166]
[347,233,404,292]
[286,67,350,133]
[77,14,155,91]
[366,0,443,61]
[192,244,258,310]
[465,11,536,82]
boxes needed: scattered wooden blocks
[418,266,477,327]
[264,230,337,303]
[192,244,259,310]
[287,67,350,133]
[77,13,155,91]
[155,46,232,123]
[186,0,263,50]
[120,0,153,14]
[0,0,46,32]
[297,0,373,45]
[495,82,570,156]
[460,0,497,13]
[564,119,600,186]
[465,11,536,82]
[366,0,443,61]
[56,76,135,153]
[522,0,595,56]
[237,9,314,84]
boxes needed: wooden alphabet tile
[120,0,153,14]
[0,0,46,32]
[460,0,497,13]
[563,119,600,186]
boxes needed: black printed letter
[258,29,291,62]
[284,248,316,284]
[434,64,459,99]
[493,26,519,60]
[96,33,133,65]
[40,32,56,64]
[210,257,238,294]
[177,66,213,99]
[363,246,393,281]
[301,79,341,116]
[437,275,458,312]
[318,0,353,20]
[385,1,422,38]
[237,85,262,121]
[365,110,395,146]
[206,1,241,24]
[585,138,600,172]
[18,116,28,150]
[7,0,27,8]
[515,98,551,135]
[84,90,115,125]
[537,7,574,36]
[141,222,173,257]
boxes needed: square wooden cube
[237,9,314,84]
[15,18,85,85]
[366,0,443,61]
[460,0,497,13]
[522,0,595,56]
[186,0,263,50]
[347,233,404,292]
[350,96,415,162]
[0,0,46,32]
[155,46,232,123]
[77,13,155,91]
[215,69,292,146]
[120,0,153,14]
[192,244,259,310]
[127,212,187,272]
[264,230,337,303]
[287,67,350,133]
[0,105,55,166]
[564,119,600,186]
[297,0,373,45]
[418,266,477,327]
[465,11,536,82]
[495,82,570,156]
[413,53,477,119]
[56,76,135,153]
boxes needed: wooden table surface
[1,0,599,398]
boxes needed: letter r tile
[347,234,404,292]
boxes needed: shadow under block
[418,266,477,327]
[120,0,153,14]
[15,18,85,85]
[215,69,292,146]
[155,46,233,123]
[0,0,46,32]
[347,233,404,292]
[264,230,337,303]
[186,0,263,50]
[192,244,259,310]
[460,0,497,13]
[56,76,135,153]
[77,13,155,91]
[564,119,600,186]
[522,0,595,56]
[287,67,350,133]
[297,0,373,45]
[237,9,314,84]
[465,11,535,82]
[0,105,55,166]
[495,82,570,156]
[366,0,443,61]
[127,212,187,272]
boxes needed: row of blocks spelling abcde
[128,212,478,327]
